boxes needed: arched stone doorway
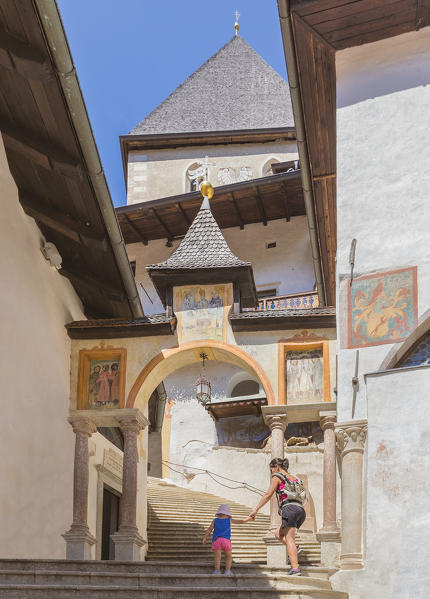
[126,340,276,412]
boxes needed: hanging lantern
[195,352,211,405]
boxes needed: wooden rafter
[1,125,82,180]
[0,27,53,81]
[281,184,291,222]
[255,186,268,226]
[230,192,244,230]
[123,213,148,245]
[19,189,103,243]
[60,266,125,302]
[151,208,174,240]
[176,202,191,225]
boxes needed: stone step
[0,560,336,580]
[0,569,333,589]
[0,584,348,599]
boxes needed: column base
[340,552,364,570]
[316,530,341,568]
[264,537,287,567]
[62,527,96,560]
[112,530,145,561]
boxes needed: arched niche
[127,340,275,412]
[262,156,280,177]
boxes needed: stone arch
[380,307,430,370]
[261,156,281,177]
[127,340,276,411]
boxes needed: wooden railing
[244,291,319,312]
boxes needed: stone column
[336,420,367,570]
[262,410,288,567]
[63,416,97,560]
[317,411,340,566]
[112,415,146,560]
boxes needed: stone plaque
[103,448,123,478]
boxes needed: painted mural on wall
[215,415,270,449]
[77,348,126,410]
[285,349,324,403]
[174,284,232,344]
[348,267,417,348]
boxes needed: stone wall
[127,141,297,204]
[332,366,430,598]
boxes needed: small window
[266,242,277,249]
[186,162,205,192]
[130,260,136,276]
[257,288,277,299]
[231,380,260,397]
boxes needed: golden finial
[200,180,214,200]
[234,10,240,35]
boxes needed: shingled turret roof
[147,196,257,308]
[130,36,294,135]
[148,196,250,271]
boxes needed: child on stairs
[202,504,254,576]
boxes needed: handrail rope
[161,459,265,495]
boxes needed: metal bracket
[349,238,357,286]
[352,349,359,418]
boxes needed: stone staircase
[0,479,346,598]
[147,477,322,565]
[0,559,347,598]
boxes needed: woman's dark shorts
[280,503,306,529]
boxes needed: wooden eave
[229,308,336,331]
[120,127,296,184]
[66,316,176,339]
[281,0,430,306]
[205,396,268,421]
[0,1,134,320]
[116,170,305,244]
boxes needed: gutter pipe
[34,0,144,318]
[277,0,326,306]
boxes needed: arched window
[230,379,260,397]
[186,162,204,192]
[262,157,280,177]
[396,331,430,367]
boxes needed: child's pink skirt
[211,537,232,551]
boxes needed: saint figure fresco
[87,359,122,408]
[285,349,323,404]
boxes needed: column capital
[116,412,147,434]
[335,420,367,457]
[266,414,288,433]
[319,410,337,431]
[68,416,97,436]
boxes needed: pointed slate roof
[131,36,294,135]
[147,196,250,270]
[147,196,257,308]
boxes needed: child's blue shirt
[212,517,231,541]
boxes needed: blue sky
[57,1,287,206]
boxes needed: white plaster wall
[128,215,314,315]
[153,360,330,526]
[332,366,430,599]
[127,141,297,203]
[335,27,430,421]
[0,138,86,558]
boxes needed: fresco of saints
[110,363,120,405]
[96,365,112,406]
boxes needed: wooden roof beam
[176,202,191,226]
[230,192,244,230]
[1,125,83,180]
[123,213,148,245]
[19,189,104,242]
[281,184,291,222]
[0,27,53,81]
[151,207,174,241]
[60,266,126,302]
[255,186,268,226]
